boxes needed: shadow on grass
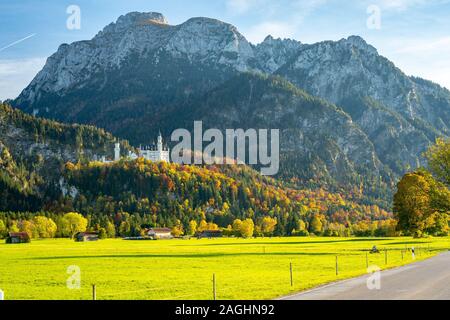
[385,241,432,245]
[175,238,391,247]
[28,251,341,260]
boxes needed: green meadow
[1,237,449,300]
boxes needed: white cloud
[394,36,450,54]
[0,57,46,101]
[373,0,450,11]
[237,0,329,43]
[377,0,426,10]
[226,0,262,14]
[381,36,450,90]
[244,21,297,43]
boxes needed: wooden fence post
[290,263,293,287]
[335,256,339,276]
[92,284,96,301]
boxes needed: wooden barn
[146,228,173,240]
[6,232,30,244]
[75,232,99,242]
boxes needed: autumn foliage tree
[33,216,57,238]
[61,212,88,239]
[424,138,450,186]
[394,170,449,237]
[260,216,277,236]
[240,219,255,238]
[309,215,324,235]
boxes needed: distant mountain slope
[278,36,450,134]
[276,36,450,173]
[169,73,393,203]
[12,11,450,202]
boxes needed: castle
[135,132,170,162]
[101,132,170,163]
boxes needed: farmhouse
[198,230,223,239]
[6,232,30,244]
[75,232,99,242]
[147,228,173,240]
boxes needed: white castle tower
[138,132,170,163]
[114,143,120,161]
[157,132,163,152]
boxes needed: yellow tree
[232,219,242,236]
[424,138,450,186]
[297,220,307,232]
[61,212,88,239]
[19,220,35,238]
[240,219,255,238]
[394,172,432,237]
[188,220,197,236]
[261,216,277,235]
[198,220,208,232]
[310,215,323,235]
[33,216,57,238]
[0,220,6,238]
[171,225,184,237]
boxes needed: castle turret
[157,131,163,151]
[114,143,120,161]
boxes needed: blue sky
[1,0,450,100]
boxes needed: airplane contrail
[0,33,37,52]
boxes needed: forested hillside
[0,102,397,238]
[0,103,131,212]
[58,159,394,237]
[0,141,41,211]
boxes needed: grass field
[0,237,449,300]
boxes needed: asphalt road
[280,251,450,300]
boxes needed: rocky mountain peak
[341,35,378,55]
[263,35,275,42]
[118,11,168,25]
[166,16,254,71]
[255,35,303,73]
[100,12,169,36]
[260,35,300,46]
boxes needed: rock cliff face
[13,12,450,202]
[15,12,253,106]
